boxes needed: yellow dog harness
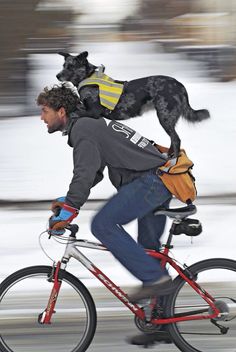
[78,66,124,110]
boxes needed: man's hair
[37,84,80,115]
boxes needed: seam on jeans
[144,177,171,207]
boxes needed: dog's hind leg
[155,108,181,157]
[161,121,180,157]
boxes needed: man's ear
[58,106,67,119]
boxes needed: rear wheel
[166,258,236,352]
[0,266,97,352]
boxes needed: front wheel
[0,266,97,352]
[166,258,236,352]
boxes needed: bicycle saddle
[154,204,197,219]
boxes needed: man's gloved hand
[49,197,79,235]
[51,196,66,216]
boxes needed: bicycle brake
[183,264,198,280]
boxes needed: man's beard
[47,120,64,134]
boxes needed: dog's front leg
[74,104,99,118]
[79,86,105,119]
[109,108,131,121]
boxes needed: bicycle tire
[166,258,236,352]
[0,265,97,352]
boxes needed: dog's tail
[182,93,210,123]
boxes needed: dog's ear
[58,52,70,59]
[77,51,88,61]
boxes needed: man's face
[40,105,67,133]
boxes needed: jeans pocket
[143,173,171,207]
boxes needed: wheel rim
[0,270,92,352]
[169,264,236,352]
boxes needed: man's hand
[51,196,66,216]
[49,198,79,235]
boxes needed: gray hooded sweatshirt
[65,117,167,209]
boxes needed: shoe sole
[129,283,175,303]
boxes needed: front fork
[38,261,62,324]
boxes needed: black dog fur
[56,51,210,156]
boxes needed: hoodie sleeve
[65,138,103,209]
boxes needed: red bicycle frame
[38,261,62,324]
[41,246,220,325]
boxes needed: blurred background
[0,4,236,349]
[0,0,235,203]
[1,0,236,114]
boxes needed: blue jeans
[91,171,172,285]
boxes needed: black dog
[57,51,210,157]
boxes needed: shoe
[128,276,175,303]
[127,331,172,347]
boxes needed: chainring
[134,305,164,333]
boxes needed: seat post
[163,219,180,251]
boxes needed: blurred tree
[138,0,191,19]
[0,0,74,115]
[0,0,40,108]
[121,0,236,80]
[121,0,191,38]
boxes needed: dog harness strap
[78,70,124,110]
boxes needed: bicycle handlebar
[66,224,79,237]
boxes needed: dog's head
[56,51,97,86]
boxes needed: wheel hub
[209,300,229,321]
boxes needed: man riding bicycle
[37,84,174,345]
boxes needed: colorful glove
[49,198,79,235]
[51,196,66,216]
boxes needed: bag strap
[160,157,178,172]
